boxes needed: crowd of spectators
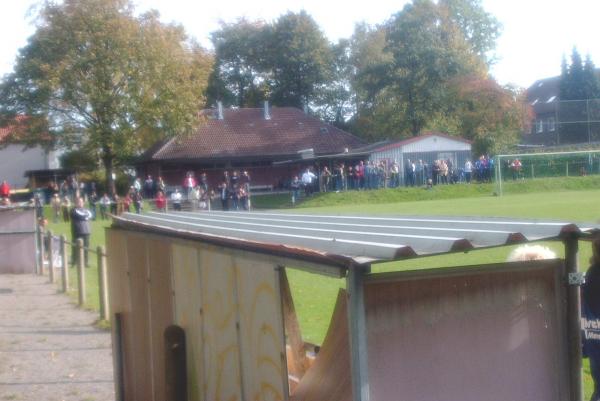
[294,155,495,199]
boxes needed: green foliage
[560,48,600,101]
[268,11,332,108]
[0,0,212,192]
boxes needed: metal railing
[37,228,109,321]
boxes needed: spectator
[156,176,166,194]
[123,192,132,213]
[155,190,167,212]
[51,193,61,223]
[301,168,317,196]
[582,239,600,401]
[132,191,143,214]
[0,180,10,200]
[464,159,473,183]
[321,166,332,192]
[133,177,142,194]
[183,172,196,200]
[290,176,301,205]
[99,193,111,220]
[61,196,71,222]
[171,188,183,211]
[88,191,98,220]
[218,180,229,211]
[70,197,92,267]
[143,175,154,199]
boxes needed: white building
[0,122,62,189]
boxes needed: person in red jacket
[155,190,167,212]
[0,180,10,199]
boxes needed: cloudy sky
[1,0,599,88]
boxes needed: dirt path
[0,274,114,401]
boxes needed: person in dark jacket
[70,197,92,267]
[583,238,600,401]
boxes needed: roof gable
[149,107,365,161]
[372,132,472,153]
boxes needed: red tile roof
[148,107,365,161]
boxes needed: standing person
[156,176,166,194]
[143,175,154,199]
[464,159,473,184]
[51,193,61,223]
[582,239,600,401]
[218,180,229,211]
[88,191,98,220]
[131,191,142,214]
[320,166,332,192]
[98,193,111,220]
[290,176,301,205]
[70,197,92,267]
[183,172,196,200]
[155,190,167,212]
[0,180,10,200]
[171,188,182,211]
[301,168,317,197]
[240,171,251,210]
[61,195,71,222]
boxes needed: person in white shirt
[464,160,473,183]
[171,188,183,211]
[301,168,317,196]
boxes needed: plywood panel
[147,238,174,401]
[235,257,286,401]
[171,243,204,401]
[364,261,567,401]
[290,289,352,401]
[200,249,243,401]
[106,229,134,400]
[126,234,153,401]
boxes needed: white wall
[0,145,53,188]
[402,135,471,153]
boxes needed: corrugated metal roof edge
[111,215,370,271]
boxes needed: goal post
[494,149,600,196]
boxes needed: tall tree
[267,11,332,108]
[384,0,485,136]
[208,19,267,107]
[0,0,211,193]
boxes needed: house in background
[137,102,365,189]
[522,69,600,147]
[0,117,63,189]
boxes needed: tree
[207,19,268,107]
[267,11,332,108]
[0,0,211,193]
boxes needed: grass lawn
[42,187,599,397]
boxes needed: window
[536,119,543,133]
[548,117,556,132]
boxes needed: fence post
[566,162,569,177]
[77,238,86,306]
[37,226,45,276]
[531,164,534,179]
[47,230,55,284]
[98,246,109,321]
[60,235,69,292]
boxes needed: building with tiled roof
[138,103,366,188]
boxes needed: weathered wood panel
[235,257,286,401]
[200,249,243,401]
[126,234,153,401]
[0,208,36,274]
[171,243,205,401]
[147,238,174,401]
[106,229,134,400]
[364,261,568,401]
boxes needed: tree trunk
[102,154,116,196]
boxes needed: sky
[0,0,599,88]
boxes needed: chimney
[264,100,271,120]
[217,101,224,120]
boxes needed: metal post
[531,164,534,179]
[98,246,109,321]
[346,265,370,401]
[496,156,503,196]
[564,235,582,401]
[60,235,69,292]
[566,162,569,177]
[77,238,86,306]
[37,225,45,275]
[47,230,55,283]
